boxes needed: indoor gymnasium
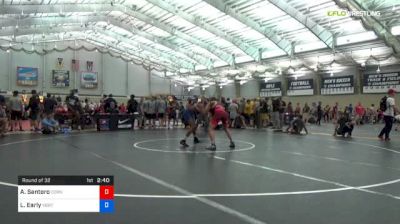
[0,0,400,223]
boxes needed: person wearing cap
[378,89,397,141]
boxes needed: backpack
[379,96,387,112]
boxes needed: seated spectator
[333,112,354,138]
[286,115,308,135]
[41,113,59,134]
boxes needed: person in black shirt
[127,95,138,129]
[272,97,281,129]
[26,90,41,132]
[316,101,323,125]
[43,93,57,116]
[66,89,82,130]
[334,112,354,138]
[286,115,308,135]
[104,94,118,113]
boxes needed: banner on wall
[72,59,80,72]
[321,76,354,95]
[52,70,70,87]
[16,67,38,86]
[81,71,98,89]
[259,82,282,97]
[287,79,314,96]
[363,72,400,93]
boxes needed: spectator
[156,96,167,127]
[26,90,41,132]
[334,112,354,138]
[104,94,118,113]
[378,89,397,141]
[355,102,366,125]
[66,89,82,130]
[323,104,331,122]
[228,99,239,128]
[43,93,57,116]
[316,102,322,125]
[302,102,310,124]
[8,90,24,131]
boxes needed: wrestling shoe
[180,139,189,147]
[193,137,200,144]
[206,144,216,151]
[229,141,235,148]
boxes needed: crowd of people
[0,88,397,144]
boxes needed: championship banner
[259,82,282,97]
[81,71,98,89]
[321,76,354,95]
[287,79,314,96]
[363,72,400,93]
[52,70,70,87]
[86,61,93,72]
[56,58,64,69]
[17,67,38,86]
[72,59,80,72]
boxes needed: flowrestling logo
[327,10,381,17]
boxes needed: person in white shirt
[378,89,397,141]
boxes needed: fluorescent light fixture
[294,42,326,53]
[336,31,377,45]
[392,25,400,35]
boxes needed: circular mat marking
[133,138,255,153]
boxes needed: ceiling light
[330,72,334,77]
[361,62,365,67]
[174,83,177,87]
[6,49,10,53]
[376,65,381,73]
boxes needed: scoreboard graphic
[18,176,114,213]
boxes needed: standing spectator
[156,96,167,127]
[26,90,41,132]
[127,95,138,114]
[104,94,118,113]
[259,99,270,127]
[279,99,286,128]
[8,90,24,131]
[271,97,281,129]
[332,102,339,121]
[228,99,239,128]
[147,97,157,128]
[323,104,331,122]
[294,103,301,116]
[287,102,294,122]
[127,95,138,128]
[355,102,366,125]
[243,99,253,126]
[378,89,397,141]
[348,103,354,115]
[0,94,7,137]
[43,93,57,117]
[167,98,178,129]
[66,89,82,130]
[302,102,310,124]
[368,104,377,123]
[316,102,322,125]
